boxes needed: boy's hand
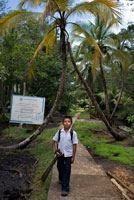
[55,149,62,157]
[71,156,75,164]
[56,151,61,157]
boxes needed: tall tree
[72,16,119,121]
[0,0,126,149]
[73,15,133,122]
[68,41,128,140]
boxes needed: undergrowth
[73,121,134,167]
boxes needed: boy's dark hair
[62,116,72,123]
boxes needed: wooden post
[34,124,40,130]
[8,122,10,137]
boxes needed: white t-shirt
[53,128,78,157]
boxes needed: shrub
[127,114,134,130]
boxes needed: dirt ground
[0,117,134,200]
[0,116,63,200]
[0,133,36,200]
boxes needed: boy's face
[63,118,72,129]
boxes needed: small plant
[78,99,89,109]
[127,114,134,130]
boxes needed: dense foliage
[0,0,134,131]
[0,18,76,115]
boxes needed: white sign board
[10,95,45,125]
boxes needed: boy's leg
[57,155,64,182]
[62,157,71,192]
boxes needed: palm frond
[29,28,55,67]
[42,0,69,20]
[92,49,100,81]
[67,0,120,23]
[27,64,35,80]
[128,63,134,71]
[0,10,42,36]
[26,27,55,78]
[112,49,131,72]
[72,23,102,55]
[19,0,43,9]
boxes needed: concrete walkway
[47,113,121,200]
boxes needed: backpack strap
[70,128,73,142]
[58,129,61,142]
[58,128,73,142]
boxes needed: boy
[53,116,78,196]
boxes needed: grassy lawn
[73,121,134,167]
[78,110,90,120]
[3,126,58,200]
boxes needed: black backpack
[58,129,73,142]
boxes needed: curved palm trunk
[68,42,128,141]
[99,56,111,122]
[110,64,124,120]
[0,32,67,150]
[87,66,93,112]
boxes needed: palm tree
[72,16,119,121]
[0,0,124,149]
[72,14,133,122]
[68,41,128,140]
[105,32,133,120]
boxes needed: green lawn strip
[78,110,90,120]
[74,120,106,131]
[3,126,58,200]
[3,126,30,139]
[73,121,134,167]
[27,127,58,200]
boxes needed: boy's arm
[71,144,77,164]
[54,141,61,157]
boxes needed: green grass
[28,128,58,200]
[73,121,134,167]
[2,119,134,199]
[68,108,82,117]
[3,126,58,200]
[78,110,90,120]
[3,126,29,139]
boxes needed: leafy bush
[127,114,134,130]
[78,99,89,109]
[114,96,134,125]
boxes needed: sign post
[10,95,45,125]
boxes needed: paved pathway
[47,113,121,200]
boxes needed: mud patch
[0,150,36,200]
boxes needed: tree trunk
[110,64,124,120]
[0,31,67,150]
[23,82,26,96]
[87,66,93,113]
[99,56,111,121]
[10,84,14,108]
[0,79,5,115]
[68,42,128,141]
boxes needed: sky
[7,0,134,31]
[7,0,44,12]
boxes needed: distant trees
[1,0,134,149]
[0,0,8,18]
[0,18,76,116]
